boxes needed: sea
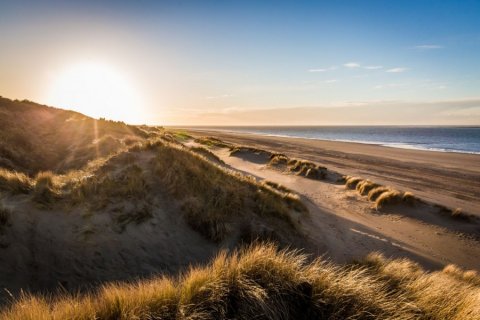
[194,126,480,154]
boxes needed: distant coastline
[175,126,480,155]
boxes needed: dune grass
[345,176,363,189]
[359,252,480,319]
[152,143,305,242]
[0,168,32,194]
[374,189,415,209]
[194,136,233,149]
[3,243,479,320]
[356,180,380,195]
[367,186,391,201]
[190,146,225,165]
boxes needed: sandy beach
[182,128,480,215]
[181,128,480,271]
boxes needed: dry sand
[184,129,480,215]
[184,128,480,271]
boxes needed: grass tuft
[345,176,363,189]
[0,168,32,194]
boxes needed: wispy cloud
[344,62,361,68]
[415,44,444,50]
[363,65,383,70]
[324,79,338,83]
[308,66,336,72]
[386,67,407,73]
[205,94,232,99]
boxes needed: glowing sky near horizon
[0,0,479,125]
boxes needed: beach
[183,128,480,215]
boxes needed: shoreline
[181,127,480,215]
[172,126,480,155]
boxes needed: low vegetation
[152,143,306,242]
[345,176,417,209]
[0,97,146,174]
[189,146,225,165]
[0,168,32,194]
[359,252,480,319]
[194,136,233,149]
[2,243,479,320]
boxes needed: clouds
[386,67,407,73]
[188,99,480,126]
[308,66,337,72]
[415,44,444,50]
[364,65,383,70]
[343,62,361,68]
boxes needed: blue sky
[0,0,479,124]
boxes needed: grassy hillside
[1,243,479,320]
[0,99,307,294]
[0,97,146,173]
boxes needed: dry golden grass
[4,243,480,319]
[268,153,289,167]
[374,190,416,209]
[152,143,305,242]
[360,252,480,319]
[443,264,480,286]
[0,168,32,194]
[356,180,380,195]
[190,146,225,165]
[0,97,147,174]
[367,186,391,201]
[194,136,233,149]
[32,171,61,207]
[345,176,363,189]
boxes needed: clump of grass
[443,264,480,286]
[268,153,289,167]
[33,171,60,206]
[172,131,192,141]
[356,180,380,195]
[262,180,292,193]
[358,252,480,319]
[190,146,225,165]
[0,168,32,194]
[194,136,233,149]
[345,176,363,189]
[375,190,414,209]
[288,160,326,180]
[368,186,391,201]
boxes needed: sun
[46,62,145,124]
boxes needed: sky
[0,0,479,125]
